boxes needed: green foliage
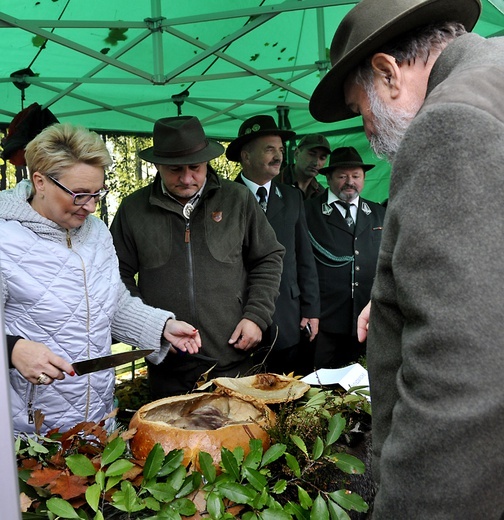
[17,400,369,519]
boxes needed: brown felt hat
[139,116,224,164]
[309,0,481,123]
[226,115,296,162]
[319,147,375,175]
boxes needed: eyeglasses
[46,174,109,206]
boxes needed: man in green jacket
[110,116,284,397]
[310,0,504,518]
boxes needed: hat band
[153,139,209,158]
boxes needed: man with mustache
[277,133,330,199]
[309,0,504,518]
[227,115,320,375]
[304,147,385,369]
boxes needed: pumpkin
[129,392,274,468]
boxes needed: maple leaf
[119,427,137,442]
[27,467,64,487]
[48,473,89,500]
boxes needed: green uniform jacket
[110,169,284,373]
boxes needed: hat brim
[226,129,296,162]
[309,0,481,123]
[320,161,375,175]
[139,139,224,165]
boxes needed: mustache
[269,160,281,166]
[342,184,357,190]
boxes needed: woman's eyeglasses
[46,174,109,206]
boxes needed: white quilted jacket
[1,180,172,435]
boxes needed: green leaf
[159,449,185,477]
[242,512,259,520]
[143,482,177,502]
[85,483,101,512]
[285,501,310,519]
[101,436,126,466]
[285,453,301,478]
[111,480,145,513]
[329,453,366,475]
[297,486,313,509]
[328,490,368,513]
[95,469,105,491]
[260,508,292,520]
[252,487,269,510]
[272,479,287,494]
[105,458,134,477]
[221,447,240,480]
[144,443,166,480]
[233,445,245,465]
[261,443,286,467]
[325,414,346,447]
[290,435,308,456]
[243,441,263,470]
[166,465,186,492]
[199,451,217,484]
[176,472,201,498]
[206,490,224,518]
[311,437,324,460]
[93,510,105,520]
[170,497,197,515]
[105,474,123,491]
[27,436,49,455]
[219,482,257,505]
[65,454,97,477]
[310,494,329,520]
[327,499,351,520]
[46,497,81,518]
[144,496,161,511]
[243,467,267,491]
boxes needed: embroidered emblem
[274,186,283,199]
[252,124,261,132]
[212,211,223,222]
[361,201,371,215]
[322,202,333,216]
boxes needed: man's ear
[371,53,402,99]
[240,149,249,165]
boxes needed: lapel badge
[322,202,333,216]
[274,186,282,199]
[212,211,223,222]
[361,201,371,215]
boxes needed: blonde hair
[25,123,112,182]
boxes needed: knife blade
[72,349,155,376]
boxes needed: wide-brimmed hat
[319,147,375,175]
[226,115,296,162]
[309,0,481,123]
[297,134,331,154]
[139,116,224,165]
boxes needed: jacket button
[355,250,360,255]
[355,266,360,271]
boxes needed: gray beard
[367,86,419,163]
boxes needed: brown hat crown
[319,146,375,175]
[297,134,331,153]
[139,116,224,165]
[309,0,481,123]
[226,115,296,162]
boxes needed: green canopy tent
[1,0,503,202]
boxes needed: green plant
[17,397,370,519]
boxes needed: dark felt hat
[319,147,375,175]
[226,115,296,162]
[139,116,224,164]
[309,0,481,123]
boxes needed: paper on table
[301,363,369,392]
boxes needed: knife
[72,349,155,376]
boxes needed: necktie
[257,186,268,212]
[336,201,355,231]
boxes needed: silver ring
[37,373,50,385]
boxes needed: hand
[357,301,371,343]
[163,319,201,354]
[11,339,75,385]
[228,318,262,351]
[300,317,319,342]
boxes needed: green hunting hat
[309,0,481,123]
[297,134,331,153]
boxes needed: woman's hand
[11,339,75,385]
[163,319,202,354]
